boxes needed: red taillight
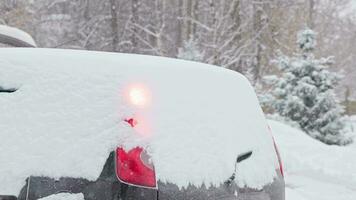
[116,147,156,188]
[272,139,284,177]
[267,125,284,177]
[125,118,138,127]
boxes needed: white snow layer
[0,25,36,47]
[38,193,84,200]
[269,120,356,200]
[0,48,278,195]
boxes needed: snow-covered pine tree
[267,28,352,145]
[177,37,204,62]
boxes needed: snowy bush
[264,28,353,145]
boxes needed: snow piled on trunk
[0,48,277,195]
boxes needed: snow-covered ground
[269,120,356,200]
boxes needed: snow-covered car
[0,25,36,48]
[0,48,284,200]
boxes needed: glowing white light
[129,87,148,106]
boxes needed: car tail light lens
[125,118,138,127]
[267,125,284,177]
[116,147,156,188]
[272,139,284,177]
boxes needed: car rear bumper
[158,174,284,200]
[16,175,284,200]
[0,196,17,200]
[16,152,284,200]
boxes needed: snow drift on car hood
[0,48,278,195]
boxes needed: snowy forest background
[1,0,356,145]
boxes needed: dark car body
[16,152,284,200]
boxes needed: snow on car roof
[0,48,277,195]
[0,25,36,47]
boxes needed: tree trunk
[131,0,139,52]
[177,0,184,48]
[83,0,90,21]
[231,0,241,42]
[253,0,263,84]
[157,0,167,55]
[109,0,119,52]
[230,0,242,71]
[192,0,199,35]
[345,86,351,115]
[308,0,314,28]
[183,0,193,41]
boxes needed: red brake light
[273,139,284,177]
[115,147,156,188]
[268,125,284,177]
[125,118,138,127]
